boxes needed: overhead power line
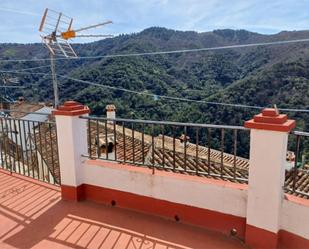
[0,65,50,73]
[1,37,309,63]
[2,68,309,113]
[0,7,39,16]
[0,70,50,76]
[58,74,309,113]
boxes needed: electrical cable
[0,65,50,73]
[58,74,309,113]
[0,7,39,16]
[1,64,309,113]
[1,37,309,63]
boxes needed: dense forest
[0,27,309,156]
[1,28,308,127]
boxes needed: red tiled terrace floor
[0,171,248,249]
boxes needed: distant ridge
[0,27,308,132]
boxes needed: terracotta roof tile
[2,118,308,199]
[7,103,45,118]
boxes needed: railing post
[244,108,296,249]
[52,101,90,201]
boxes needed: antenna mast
[50,56,59,107]
[38,8,113,107]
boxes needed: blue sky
[0,0,308,43]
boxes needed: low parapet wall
[61,159,309,248]
[278,195,309,248]
[53,103,309,248]
[62,159,248,238]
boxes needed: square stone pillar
[244,108,296,249]
[52,101,90,201]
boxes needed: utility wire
[0,70,50,76]
[2,68,309,113]
[0,70,263,109]
[0,65,50,73]
[58,75,309,113]
[1,37,309,63]
[0,7,39,16]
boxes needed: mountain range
[0,27,309,132]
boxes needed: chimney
[106,104,116,123]
[179,134,190,145]
[17,96,25,105]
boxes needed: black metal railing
[285,130,309,198]
[0,116,60,185]
[81,116,250,183]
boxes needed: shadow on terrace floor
[0,171,248,249]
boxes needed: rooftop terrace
[0,171,247,249]
[1,101,309,249]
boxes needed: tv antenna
[38,8,113,107]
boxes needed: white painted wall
[54,112,309,241]
[281,198,309,239]
[55,115,88,186]
[247,129,288,233]
[3,106,52,150]
[82,161,248,218]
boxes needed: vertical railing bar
[195,128,199,175]
[132,123,135,164]
[105,120,108,160]
[173,126,176,172]
[233,129,238,180]
[88,120,92,158]
[7,119,15,173]
[42,124,51,183]
[184,126,187,172]
[292,135,301,192]
[22,120,30,176]
[48,123,56,184]
[113,120,117,161]
[27,120,35,179]
[162,124,165,169]
[152,124,155,174]
[3,118,10,171]
[220,129,225,179]
[38,123,46,182]
[96,120,100,158]
[123,122,126,162]
[207,128,211,175]
[0,118,6,170]
[142,123,145,164]
[32,122,40,180]
[5,118,12,171]
[17,119,26,176]
[13,120,21,174]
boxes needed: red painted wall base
[278,230,309,249]
[61,185,84,202]
[61,184,309,248]
[245,224,278,249]
[61,183,246,239]
[245,224,309,249]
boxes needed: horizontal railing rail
[285,130,309,198]
[81,116,250,183]
[0,116,60,185]
[0,109,52,116]
[81,116,249,130]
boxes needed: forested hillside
[0,27,309,131]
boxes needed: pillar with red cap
[53,101,90,201]
[244,108,296,249]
